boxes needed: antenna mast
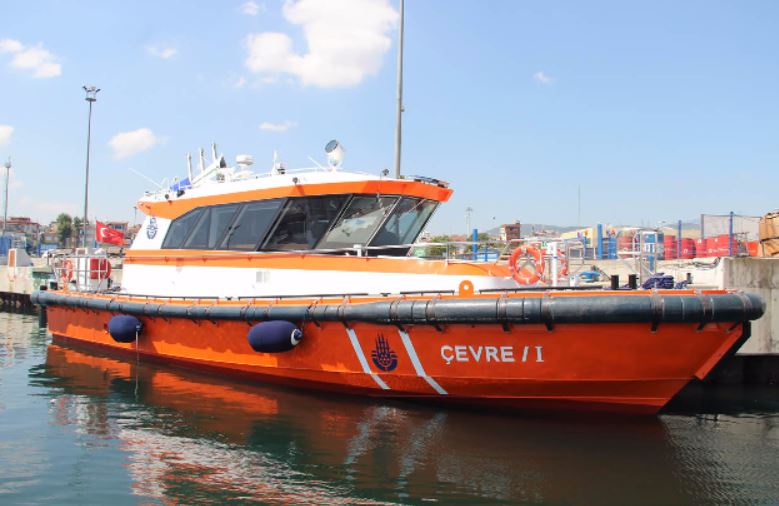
[393,0,405,179]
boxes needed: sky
[0,0,777,235]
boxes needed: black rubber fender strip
[31,291,766,325]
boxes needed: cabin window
[263,195,349,251]
[207,204,241,248]
[182,208,211,249]
[182,203,240,249]
[162,209,203,249]
[317,196,398,249]
[219,199,283,251]
[371,198,437,246]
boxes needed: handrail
[52,252,113,293]
[142,167,384,198]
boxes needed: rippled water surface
[1,311,778,505]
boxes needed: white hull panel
[121,263,518,298]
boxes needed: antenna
[186,153,193,182]
[211,142,218,162]
[307,156,327,171]
[271,150,286,175]
[199,148,205,174]
[128,167,164,189]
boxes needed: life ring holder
[509,246,545,285]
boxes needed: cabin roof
[137,169,452,219]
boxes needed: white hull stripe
[345,327,390,390]
[398,329,448,395]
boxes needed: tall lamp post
[393,0,405,179]
[2,157,10,237]
[82,85,100,248]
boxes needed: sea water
[1,311,778,505]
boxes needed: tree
[422,235,451,258]
[55,213,72,247]
[72,217,82,246]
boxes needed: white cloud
[259,121,297,132]
[0,125,13,146]
[533,71,554,85]
[245,0,397,88]
[108,128,159,159]
[0,38,23,53]
[146,45,178,59]
[0,39,61,78]
[241,1,266,16]
[233,75,247,88]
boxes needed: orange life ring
[509,246,545,285]
[61,259,73,283]
[89,258,112,280]
[554,248,569,278]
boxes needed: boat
[32,4,764,415]
[32,141,764,415]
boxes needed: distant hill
[484,223,582,236]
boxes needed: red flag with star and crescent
[96,221,125,246]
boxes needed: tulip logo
[146,217,158,239]
[371,334,398,372]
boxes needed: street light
[82,85,100,248]
[2,157,10,237]
[393,0,405,179]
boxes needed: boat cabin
[162,192,439,256]
[133,163,453,258]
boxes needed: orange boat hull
[46,300,748,415]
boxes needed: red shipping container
[747,241,759,256]
[680,238,695,259]
[617,233,635,259]
[663,235,678,259]
[695,238,709,258]
[715,234,739,256]
[706,237,719,257]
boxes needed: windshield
[317,196,398,249]
[263,195,349,250]
[371,198,437,246]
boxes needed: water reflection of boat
[43,343,718,505]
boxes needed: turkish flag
[96,221,125,245]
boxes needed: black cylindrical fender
[247,321,302,353]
